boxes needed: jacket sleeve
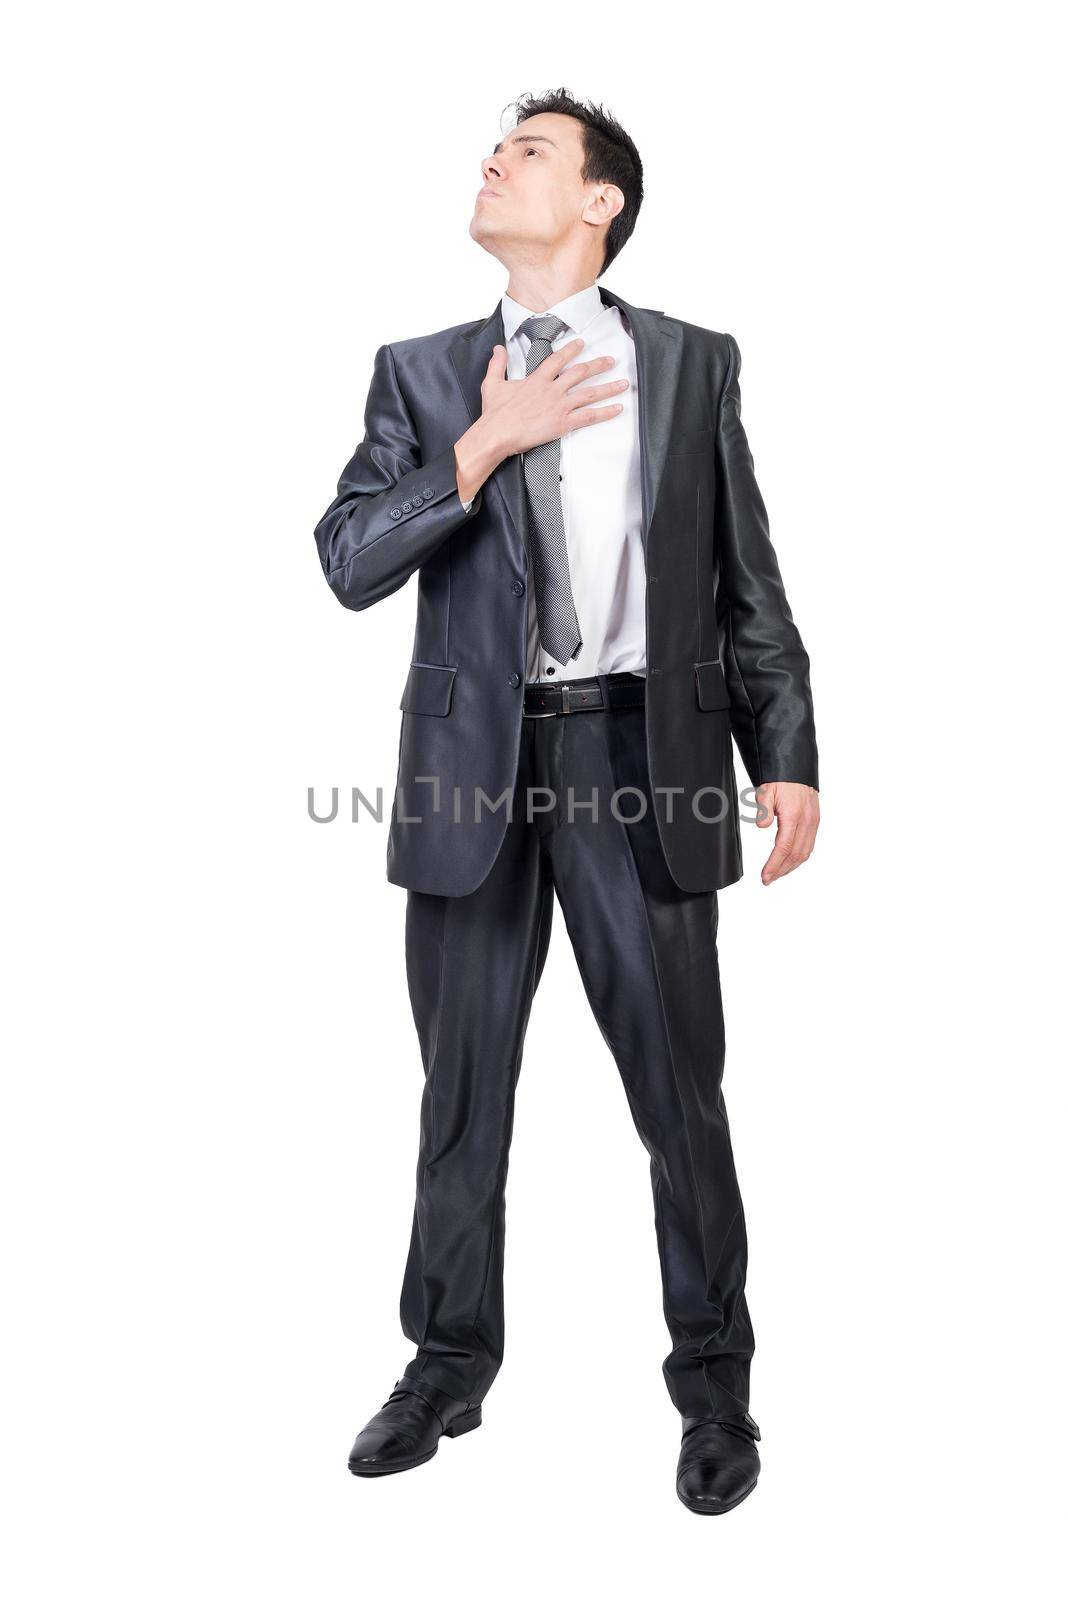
[313,342,482,610]
[713,332,819,791]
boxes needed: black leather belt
[523,671,646,718]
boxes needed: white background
[3,2,1065,1594]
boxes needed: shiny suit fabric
[400,700,753,1418]
[313,288,817,1420]
[313,288,818,899]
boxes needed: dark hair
[506,87,643,274]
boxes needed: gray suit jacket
[313,286,817,897]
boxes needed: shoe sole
[348,1406,482,1477]
[677,1477,759,1515]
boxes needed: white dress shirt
[463,283,646,684]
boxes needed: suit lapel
[597,286,683,551]
[448,285,684,558]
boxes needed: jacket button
[412,494,423,506]
[389,508,402,520]
[402,501,412,513]
[422,485,434,498]
[511,579,525,596]
[508,671,521,688]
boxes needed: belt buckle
[559,684,572,715]
[523,684,558,719]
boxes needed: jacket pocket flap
[694,658,731,711]
[400,661,457,716]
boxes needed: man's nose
[482,154,504,182]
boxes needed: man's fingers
[567,379,629,410]
[542,337,585,377]
[762,819,800,885]
[567,403,626,430]
[483,344,508,382]
[761,811,818,885]
[558,354,616,390]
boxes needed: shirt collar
[501,282,606,343]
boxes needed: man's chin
[469,218,506,258]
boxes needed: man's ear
[585,183,625,226]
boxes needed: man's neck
[503,261,601,314]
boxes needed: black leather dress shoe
[347,1378,482,1477]
[676,1412,761,1515]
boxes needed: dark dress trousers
[314,288,818,1420]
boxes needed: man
[313,88,819,1515]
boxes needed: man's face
[470,113,594,261]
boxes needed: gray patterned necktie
[519,315,583,666]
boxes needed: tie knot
[519,314,569,350]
